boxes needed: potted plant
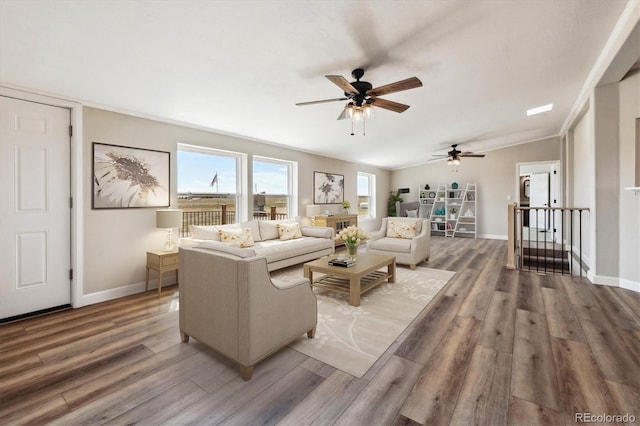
[387,191,403,216]
[342,200,351,214]
[450,207,458,220]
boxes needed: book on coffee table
[329,258,356,267]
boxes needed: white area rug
[272,265,455,378]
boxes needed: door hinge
[69,125,73,137]
[70,197,73,209]
[69,269,73,280]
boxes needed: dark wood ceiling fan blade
[325,75,359,94]
[372,98,410,113]
[459,154,486,157]
[366,77,422,97]
[337,106,349,120]
[296,98,348,106]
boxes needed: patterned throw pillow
[386,220,417,239]
[219,228,255,248]
[276,222,302,241]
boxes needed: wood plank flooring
[1,237,639,425]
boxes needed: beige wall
[83,107,390,297]
[391,137,561,239]
[618,71,640,287]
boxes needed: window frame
[252,155,297,218]
[357,171,376,218]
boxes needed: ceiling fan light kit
[433,144,486,169]
[297,68,422,135]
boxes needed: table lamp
[156,209,182,251]
[306,204,321,225]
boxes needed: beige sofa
[367,217,431,269]
[179,245,317,380]
[182,217,334,271]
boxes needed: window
[177,144,243,225]
[253,156,297,219]
[357,172,376,218]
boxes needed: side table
[146,250,179,296]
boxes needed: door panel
[529,172,549,230]
[0,96,71,320]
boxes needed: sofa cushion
[194,240,256,258]
[387,219,418,239]
[369,237,412,253]
[254,237,331,263]
[259,218,298,240]
[219,227,255,248]
[190,225,222,241]
[406,209,418,218]
[277,222,302,240]
[241,220,262,242]
[190,223,242,241]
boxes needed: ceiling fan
[433,144,486,164]
[296,68,422,120]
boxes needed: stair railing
[507,204,590,276]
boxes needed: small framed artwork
[92,142,170,209]
[314,171,344,204]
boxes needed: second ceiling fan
[433,144,486,164]
[296,68,422,121]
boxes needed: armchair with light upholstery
[367,217,431,270]
[178,245,317,380]
[395,200,422,217]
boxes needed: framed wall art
[92,142,170,209]
[314,171,344,204]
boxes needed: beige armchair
[367,217,431,269]
[178,245,317,380]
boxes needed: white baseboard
[619,278,640,292]
[79,277,177,307]
[479,234,507,240]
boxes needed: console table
[314,214,358,246]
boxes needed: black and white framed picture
[92,142,170,209]
[314,171,344,204]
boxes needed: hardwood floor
[1,237,639,425]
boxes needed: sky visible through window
[177,150,236,194]
[358,174,370,195]
[177,150,289,194]
[253,160,288,194]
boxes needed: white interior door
[0,96,71,320]
[529,172,549,230]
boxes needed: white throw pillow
[259,218,298,240]
[386,220,418,239]
[406,209,418,218]
[277,222,302,240]
[190,225,220,241]
[219,227,255,248]
[241,220,262,241]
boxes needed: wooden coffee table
[303,253,396,307]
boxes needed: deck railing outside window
[180,206,287,237]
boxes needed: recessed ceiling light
[527,103,553,116]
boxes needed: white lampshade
[306,205,321,217]
[156,209,182,229]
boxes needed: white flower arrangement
[335,225,369,247]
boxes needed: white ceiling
[0,1,633,169]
